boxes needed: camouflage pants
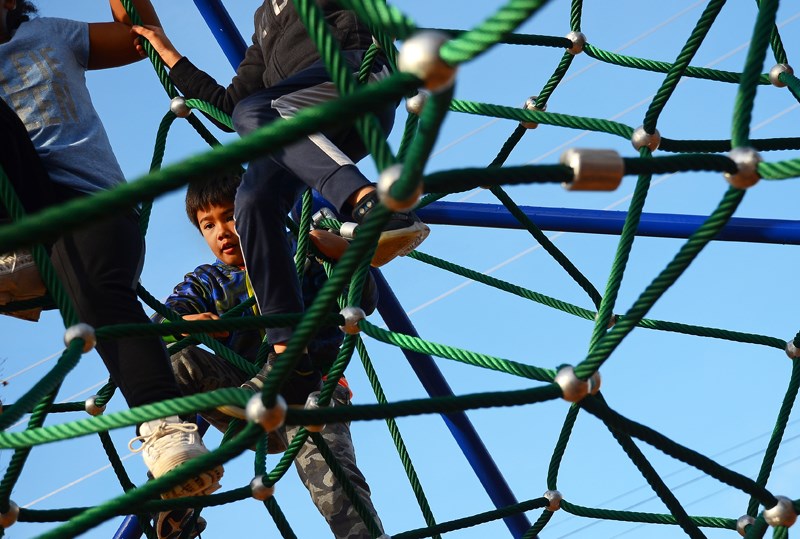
[170,346,384,539]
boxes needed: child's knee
[231,96,278,136]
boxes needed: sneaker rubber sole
[160,465,224,500]
[156,509,207,539]
[371,221,430,267]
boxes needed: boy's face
[197,203,244,267]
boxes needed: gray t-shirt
[0,17,125,194]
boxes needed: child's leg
[232,54,426,271]
[234,164,306,346]
[230,54,393,339]
[1,96,183,407]
[288,384,384,538]
[49,212,185,408]
[1,97,221,501]
[230,54,394,213]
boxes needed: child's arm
[86,0,162,70]
[175,312,230,339]
[130,24,267,120]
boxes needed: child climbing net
[1,0,800,538]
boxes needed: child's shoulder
[13,17,87,48]
[19,16,85,34]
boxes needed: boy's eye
[203,223,213,230]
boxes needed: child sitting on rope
[151,174,385,539]
[0,0,223,528]
[131,1,428,406]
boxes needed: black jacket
[169,0,373,128]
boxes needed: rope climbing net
[1,0,800,537]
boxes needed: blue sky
[3,1,800,538]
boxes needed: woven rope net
[1,0,800,537]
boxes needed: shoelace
[0,249,32,275]
[128,422,199,453]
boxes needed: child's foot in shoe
[351,191,430,267]
[130,416,223,499]
[240,351,322,405]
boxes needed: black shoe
[352,191,430,267]
[241,351,322,406]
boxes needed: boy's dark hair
[185,175,241,230]
[7,0,37,32]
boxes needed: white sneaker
[129,416,223,499]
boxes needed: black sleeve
[169,40,267,131]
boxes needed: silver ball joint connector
[520,96,547,129]
[303,391,326,433]
[786,340,800,359]
[397,30,457,92]
[405,90,430,116]
[245,393,287,432]
[565,31,586,55]
[339,306,366,335]
[724,147,761,189]
[554,365,601,403]
[170,96,191,118]
[250,475,275,501]
[0,501,19,529]
[631,126,661,152]
[736,515,755,537]
[377,164,422,212]
[543,490,563,512]
[764,496,798,528]
[769,63,794,87]
[560,148,624,191]
[84,395,106,416]
[64,323,96,353]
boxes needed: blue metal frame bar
[112,516,138,539]
[193,0,248,69]
[417,200,800,245]
[374,270,532,538]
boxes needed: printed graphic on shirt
[1,47,79,132]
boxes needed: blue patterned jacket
[151,258,379,372]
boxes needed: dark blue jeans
[231,51,395,345]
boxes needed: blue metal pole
[112,516,139,539]
[374,270,533,539]
[193,0,248,69]
[416,200,800,245]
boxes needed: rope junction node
[2,0,800,538]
